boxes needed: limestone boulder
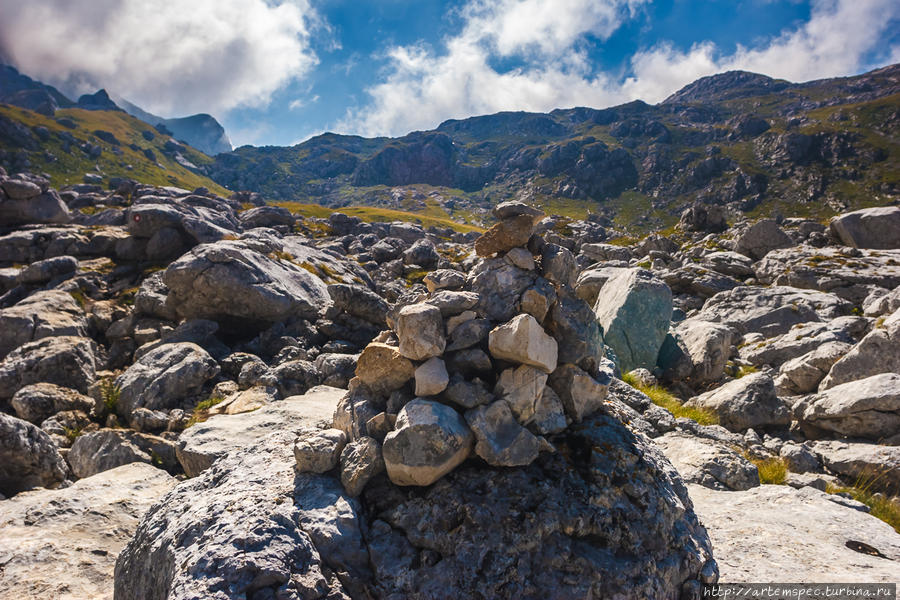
[10,383,95,424]
[0,412,68,496]
[293,428,347,474]
[675,319,733,384]
[494,364,548,425]
[0,290,87,359]
[467,257,536,322]
[734,219,792,260]
[548,363,611,422]
[686,372,790,432]
[820,308,900,389]
[795,373,900,441]
[775,342,851,395]
[811,440,900,494]
[414,356,449,396]
[465,400,541,467]
[115,342,219,417]
[382,398,473,486]
[829,205,900,249]
[474,215,535,257]
[340,436,384,497]
[355,342,415,396]
[655,432,759,491]
[395,302,446,360]
[0,335,97,399]
[67,428,177,478]
[592,268,672,373]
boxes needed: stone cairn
[294,201,612,496]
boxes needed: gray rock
[0,335,96,399]
[519,276,556,323]
[176,385,344,477]
[396,302,446,360]
[10,383,94,424]
[829,205,900,249]
[544,288,603,373]
[0,412,68,496]
[445,317,491,351]
[67,428,176,478]
[327,283,390,325]
[779,442,820,473]
[425,290,479,316]
[492,200,545,220]
[655,432,759,490]
[239,205,294,228]
[403,238,439,267]
[0,188,72,225]
[0,463,176,599]
[488,313,558,373]
[163,239,331,324]
[675,319,733,384]
[775,341,851,395]
[340,436,384,496]
[739,316,864,368]
[812,440,900,494]
[313,352,358,389]
[126,197,238,244]
[467,257,535,321]
[700,251,755,278]
[689,483,900,582]
[820,308,900,389]
[531,385,568,434]
[734,219,792,260]
[134,271,178,321]
[442,375,492,409]
[293,428,347,474]
[593,268,672,373]
[574,265,631,306]
[423,269,466,293]
[115,342,219,417]
[383,399,473,486]
[495,364,548,425]
[696,285,850,337]
[548,363,611,422]
[863,284,900,317]
[115,433,363,600]
[686,372,790,432]
[414,356,449,396]
[784,471,840,491]
[540,243,576,287]
[465,400,541,467]
[16,255,77,284]
[0,290,87,359]
[579,242,633,264]
[795,373,900,441]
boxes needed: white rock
[488,313,558,373]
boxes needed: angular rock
[442,376,492,409]
[544,288,603,373]
[593,268,672,373]
[491,200,544,221]
[775,341,851,395]
[734,219,792,260]
[115,342,219,417]
[540,243,576,287]
[0,188,72,225]
[423,269,466,293]
[10,382,94,424]
[686,372,789,432]
[795,373,900,441]
[548,363,610,422]
[812,440,900,494]
[68,428,176,478]
[820,308,900,389]
[425,290,479,316]
[0,290,87,359]
[488,313,558,373]
[382,398,473,486]
[467,257,535,322]
[474,215,535,257]
[176,386,344,477]
[355,342,415,396]
[414,356,449,396]
[531,385,568,434]
[829,205,900,249]
[0,463,176,600]
[340,436,384,496]
[494,364,548,425]
[675,319,733,384]
[395,302,446,360]
[293,428,347,474]
[655,432,759,491]
[327,283,390,326]
[445,317,490,351]
[519,277,556,323]
[739,316,864,368]
[0,335,96,399]
[0,412,68,496]
[465,400,541,467]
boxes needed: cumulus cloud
[340,0,899,137]
[0,0,319,117]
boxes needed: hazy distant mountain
[0,64,73,116]
[114,97,232,156]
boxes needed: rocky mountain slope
[1,162,898,597]
[209,64,899,231]
[114,97,233,156]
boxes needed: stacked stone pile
[294,200,613,495]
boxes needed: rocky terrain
[0,163,899,599]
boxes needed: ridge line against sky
[0,0,897,148]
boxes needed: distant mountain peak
[663,70,792,104]
[76,89,121,111]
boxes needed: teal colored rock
[593,268,673,373]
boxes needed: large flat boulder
[0,290,87,359]
[0,463,176,600]
[689,483,900,582]
[820,308,900,389]
[162,238,331,325]
[829,205,900,249]
[176,385,344,477]
[795,373,900,441]
[593,268,672,373]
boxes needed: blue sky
[1,0,898,148]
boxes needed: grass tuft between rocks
[827,470,900,534]
[621,373,719,426]
[744,454,788,485]
[186,394,226,428]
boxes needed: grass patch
[63,426,84,444]
[827,470,900,534]
[736,365,759,378]
[273,201,484,234]
[186,394,226,428]
[621,373,719,425]
[745,455,788,485]
[68,289,89,309]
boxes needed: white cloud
[340,0,899,137]
[0,0,319,117]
